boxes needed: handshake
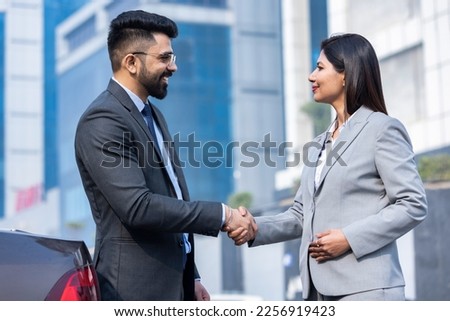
[222,206,258,246]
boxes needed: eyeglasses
[131,52,176,66]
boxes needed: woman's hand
[308,229,351,263]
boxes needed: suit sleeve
[250,187,304,246]
[75,106,223,236]
[342,118,428,258]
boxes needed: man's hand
[223,206,257,245]
[195,280,210,301]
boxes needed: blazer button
[178,240,184,247]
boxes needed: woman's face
[308,50,345,109]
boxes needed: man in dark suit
[75,10,256,301]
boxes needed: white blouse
[314,115,354,189]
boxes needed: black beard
[148,84,167,100]
[145,72,171,100]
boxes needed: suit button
[178,240,184,247]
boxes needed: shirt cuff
[221,203,227,226]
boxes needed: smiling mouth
[161,76,169,85]
[161,73,172,83]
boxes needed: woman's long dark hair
[321,33,388,115]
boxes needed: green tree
[418,154,450,182]
[227,191,253,209]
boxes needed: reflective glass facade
[157,23,232,202]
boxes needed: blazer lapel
[316,107,374,189]
[307,133,328,196]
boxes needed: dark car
[0,229,100,300]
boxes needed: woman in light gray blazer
[239,33,428,300]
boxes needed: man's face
[135,33,177,100]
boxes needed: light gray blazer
[251,106,427,299]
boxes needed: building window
[106,0,139,22]
[65,16,96,52]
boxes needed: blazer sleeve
[250,187,304,246]
[342,118,428,258]
[75,104,223,237]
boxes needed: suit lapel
[316,107,374,190]
[106,79,190,201]
[107,79,165,162]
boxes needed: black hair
[321,33,388,115]
[107,10,178,71]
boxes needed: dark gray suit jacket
[75,79,223,300]
[251,107,427,299]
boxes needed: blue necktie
[142,104,159,147]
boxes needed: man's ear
[123,54,138,74]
